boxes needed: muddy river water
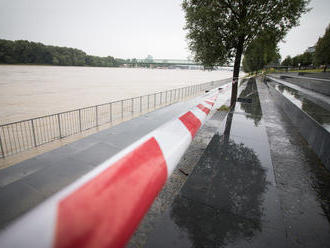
[0,65,233,124]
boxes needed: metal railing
[0,79,228,158]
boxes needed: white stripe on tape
[153,119,192,175]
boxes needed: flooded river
[0,65,233,124]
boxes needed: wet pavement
[266,75,330,111]
[140,78,330,248]
[258,79,330,247]
[269,73,330,96]
[266,77,330,170]
[269,80,330,132]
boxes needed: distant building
[305,46,316,53]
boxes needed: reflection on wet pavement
[272,82,330,132]
[144,78,286,247]
[143,78,330,248]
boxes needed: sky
[278,0,330,59]
[0,0,329,61]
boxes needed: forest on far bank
[0,39,127,67]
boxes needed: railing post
[96,106,99,127]
[110,103,112,123]
[131,98,134,116]
[0,130,5,158]
[121,100,124,120]
[57,114,62,139]
[31,119,37,146]
[165,91,168,103]
[160,92,162,105]
[148,95,150,110]
[154,93,156,108]
[79,109,82,132]
[140,96,142,113]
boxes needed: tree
[314,24,330,72]
[287,52,313,69]
[301,52,313,67]
[0,39,125,68]
[242,31,281,74]
[145,55,153,63]
[182,0,310,105]
[281,56,293,67]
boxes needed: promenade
[131,78,330,248]
[0,77,329,247]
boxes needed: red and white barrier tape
[0,88,226,248]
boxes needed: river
[0,65,233,124]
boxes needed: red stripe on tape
[205,100,214,106]
[54,137,167,248]
[197,104,211,115]
[179,111,201,138]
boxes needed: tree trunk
[230,37,245,106]
[324,65,327,72]
[223,103,235,144]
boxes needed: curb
[0,87,228,248]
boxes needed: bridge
[125,58,233,70]
[136,59,200,65]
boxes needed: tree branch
[221,0,240,20]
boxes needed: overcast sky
[0,0,329,61]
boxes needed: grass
[262,68,330,74]
[217,105,230,112]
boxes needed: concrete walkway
[137,78,330,248]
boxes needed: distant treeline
[0,39,127,67]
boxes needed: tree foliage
[242,31,281,73]
[182,0,309,67]
[0,39,125,67]
[281,56,293,66]
[314,24,330,68]
[182,0,310,105]
[281,52,313,67]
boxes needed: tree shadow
[170,106,269,247]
